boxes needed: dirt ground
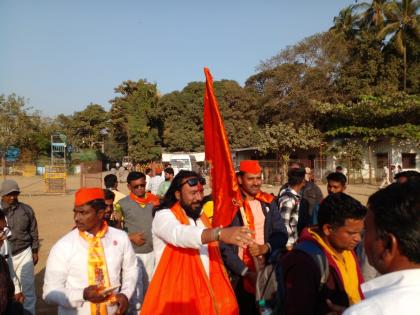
[4,174,380,314]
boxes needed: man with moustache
[43,187,138,315]
[0,179,38,314]
[141,170,255,315]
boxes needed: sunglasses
[180,177,206,187]
[132,184,146,189]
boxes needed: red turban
[239,160,261,174]
[75,187,104,206]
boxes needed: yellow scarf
[79,221,115,315]
[309,228,362,305]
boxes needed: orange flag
[204,67,242,227]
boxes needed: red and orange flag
[203,67,242,227]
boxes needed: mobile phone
[99,284,120,295]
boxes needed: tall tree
[377,0,420,90]
[110,80,161,161]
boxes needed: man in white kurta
[342,182,420,315]
[43,188,138,315]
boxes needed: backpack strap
[294,240,329,290]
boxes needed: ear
[322,224,333,236]
[175,190,181,201]
[97,209,105,220]
[382,233,399,260]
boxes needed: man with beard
[0,179,39,314]
[141,170,255,315]
[222,160,288,315]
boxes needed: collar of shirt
[362,269,420,298]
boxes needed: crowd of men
[0,162,419,315]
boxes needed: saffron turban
[75,187,104,206]
[239,160,261,174]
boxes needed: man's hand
[248,243,269,257]
[14,292,24,303]
[129,232,145,246]
[112,293,129,315]
[326,299,346,315]
[32,252,39,266]
[219,227,255,248]
[83,285,111,303]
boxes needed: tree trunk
[2,155,6,179]
[368,144,373,185]
[403,46,407,91]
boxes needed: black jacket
[220,197,288,281]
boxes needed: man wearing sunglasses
[221,160,288,315]
[0,179,39,315]
[117,171,159,314]
[141,170,255,315]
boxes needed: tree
[257,122,322,179]
[69,103,109,150]
[110,80,161,161]
[158,80,259,152]
[377,0,420,90]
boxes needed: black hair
[368,182,420,263]
[126,171,146,184]
[287,168,306,186]
[318,192,367,229]
[164,167,174,175]
[336,165,343,171]
[104,174,118,188]
[155,170,201,214]
[87,199,106,212]
[103,189,115,201]
[394,170,420,182]
[327,172,347,185]
[0,210,5,221]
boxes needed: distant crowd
[0,162,419,315]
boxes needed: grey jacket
[118,196,154,254]
[1,201,39,256]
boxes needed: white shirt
[152,209,209,276]
[146,176,164,195]
[343,269,420,315]
[0,240,21,294]
[43,227,139,315]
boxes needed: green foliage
[110,80,161,161]
[159,80,259,152]
[257,123,322,161]
[327,140,366,169]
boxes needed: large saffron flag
[203,67,242,227]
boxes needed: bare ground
[4,174,379,314]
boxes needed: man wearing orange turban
[43,187,139,315]
[221,160,288,315]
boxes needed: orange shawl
[140,202,238,315]
[129,192,160,207]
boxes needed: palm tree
[377,0,420,90]
[330,5,362,39]
[356,0,390,31]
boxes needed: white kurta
[152,209,209,276]
[343,269,420,315]
[43,226,139,315]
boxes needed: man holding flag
[203,67,287,314]
[221,161,288,314]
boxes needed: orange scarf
[129,192,160,207]
[140,202,238,315]
[79,221,115,315]
[242,192,275,293]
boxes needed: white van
[169,154,199,175]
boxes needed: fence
[44,165,67,193]
[258,159,384,185]
[80,160,103,188]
